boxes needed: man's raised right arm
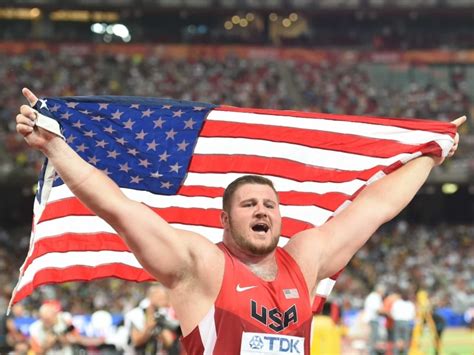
[16,88,222,289]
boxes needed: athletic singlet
[182,242,313,355]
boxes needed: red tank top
[182,243,313,354]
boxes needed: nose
[254,202,268,218]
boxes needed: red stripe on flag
[201,120,423,158]
[12,264,155,306]
[189,155,388,182]
[39,198,92,222]
[178,186,348,211]
[37,200,313,237]
[312,296,327,314]
[21,233,129,273]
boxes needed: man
[29,302,104,354]
[0,302,27,354]
[124,284,180,354]
[391,289,416,355]
[381,288,401,353]
[29,303,75,355]
[16,88,463,354]
[363,284,386,355]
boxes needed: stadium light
[240,19,248,27]
[231,15,240,24]
[442,183,458,194]
[282,18,292,27]
[112,24,130,41]
[30,8,41,19]
[197,25,207,34]
[224,21,233,30]
[91,23,106,34]
[92,23,131,42]
[0,7,42,20]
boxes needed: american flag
[283,288,300,300]
[9,96,456,309]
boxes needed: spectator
[29,302,104,354]
[124,284,181,355]
[381,289,400,352]
[363,284,386,355]
[391,289,416,355]
[311,302,342,355]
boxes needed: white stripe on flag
[195,137,416,171]
[315,277,337,297]
[207,110,452,145]
[35,216,116,240]
[46,174,367,203]
[16,251,141,291]
[184,173,366,195]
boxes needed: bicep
[286,197,384,291]
[108,198,222,288]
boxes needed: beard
[229,217,280,256]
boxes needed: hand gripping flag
[9,96,456,310]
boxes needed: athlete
[16,88,463,354]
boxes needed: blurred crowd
[333,223,473,314]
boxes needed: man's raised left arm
[285,116,465,295]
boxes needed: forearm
[131,324,155,347]
[41,137,126,220]
[360,156,435,223]
[314,155,436,280]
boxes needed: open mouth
[251,223,270,233]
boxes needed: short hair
[222,175,278,212]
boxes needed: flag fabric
[10,96,456,309]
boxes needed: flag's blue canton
[34,96,215,195]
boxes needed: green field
[418,328,473,355]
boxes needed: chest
[216,261,311,334]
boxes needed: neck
[245,261,278,281]
[223,240,278,281]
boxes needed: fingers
[22,87,39,107]
[451,116,466,128]
[16,106,37,137]
[446,116,465,159]
[20,104,37,120]
[447,132,460,158]
[16,114,35,135]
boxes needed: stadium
[0,0,472,354]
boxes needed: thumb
[22,87,39,107]
[451,115,466,128]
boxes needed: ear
[220,210,230,230]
